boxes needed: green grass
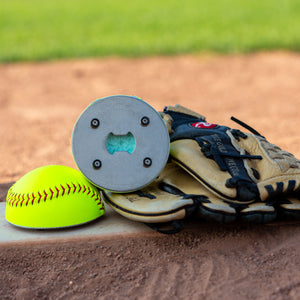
[1,0,300,62]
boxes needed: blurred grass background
[1,0,300,62]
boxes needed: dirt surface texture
[0,52,300,299]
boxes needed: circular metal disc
[71,95,170,192]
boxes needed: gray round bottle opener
[71,95,170,192]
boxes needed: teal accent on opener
[106,132,136,154]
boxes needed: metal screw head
[91,118,100,128]
[93,159,102,169]
[141,116,150,127]
[143,157,152,167]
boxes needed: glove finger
[232,133,300,202]
[197,199,237,223]
[278,197,300,220]
[163,104,206,121]
[102,162,237,224]
[239,202,277,223]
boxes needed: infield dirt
[0,52,300,299]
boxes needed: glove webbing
[196,136,262,172]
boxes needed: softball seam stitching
[6,182,104,210]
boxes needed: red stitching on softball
[7,192,12,205]
[9,183,103,209]
[9,197,13,206]
[55,186,59,198]
[49,188,54,200]
[44,190,48,201]
[94,194,103,208]
[15,195,20,207]
[61,184,65,196]
[67,183,71,195]
[31,193,36,205]
[38,192,42,203]
[12,194,19,206]
[19,194,25,207]
[26,194,30,206]
[16,194,22,207]
[26,193,30,206]
[10,193,15,206]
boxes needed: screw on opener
[141,116,150,127]
[143,157,152,167]
[93,159,102,169]
[91,118,100,128]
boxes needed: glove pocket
[170,139,241,201]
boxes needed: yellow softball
[6,165,105,229]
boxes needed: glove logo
[191,122,216,129]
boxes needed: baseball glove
[103,105,300,233]
[161,105,300,221]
